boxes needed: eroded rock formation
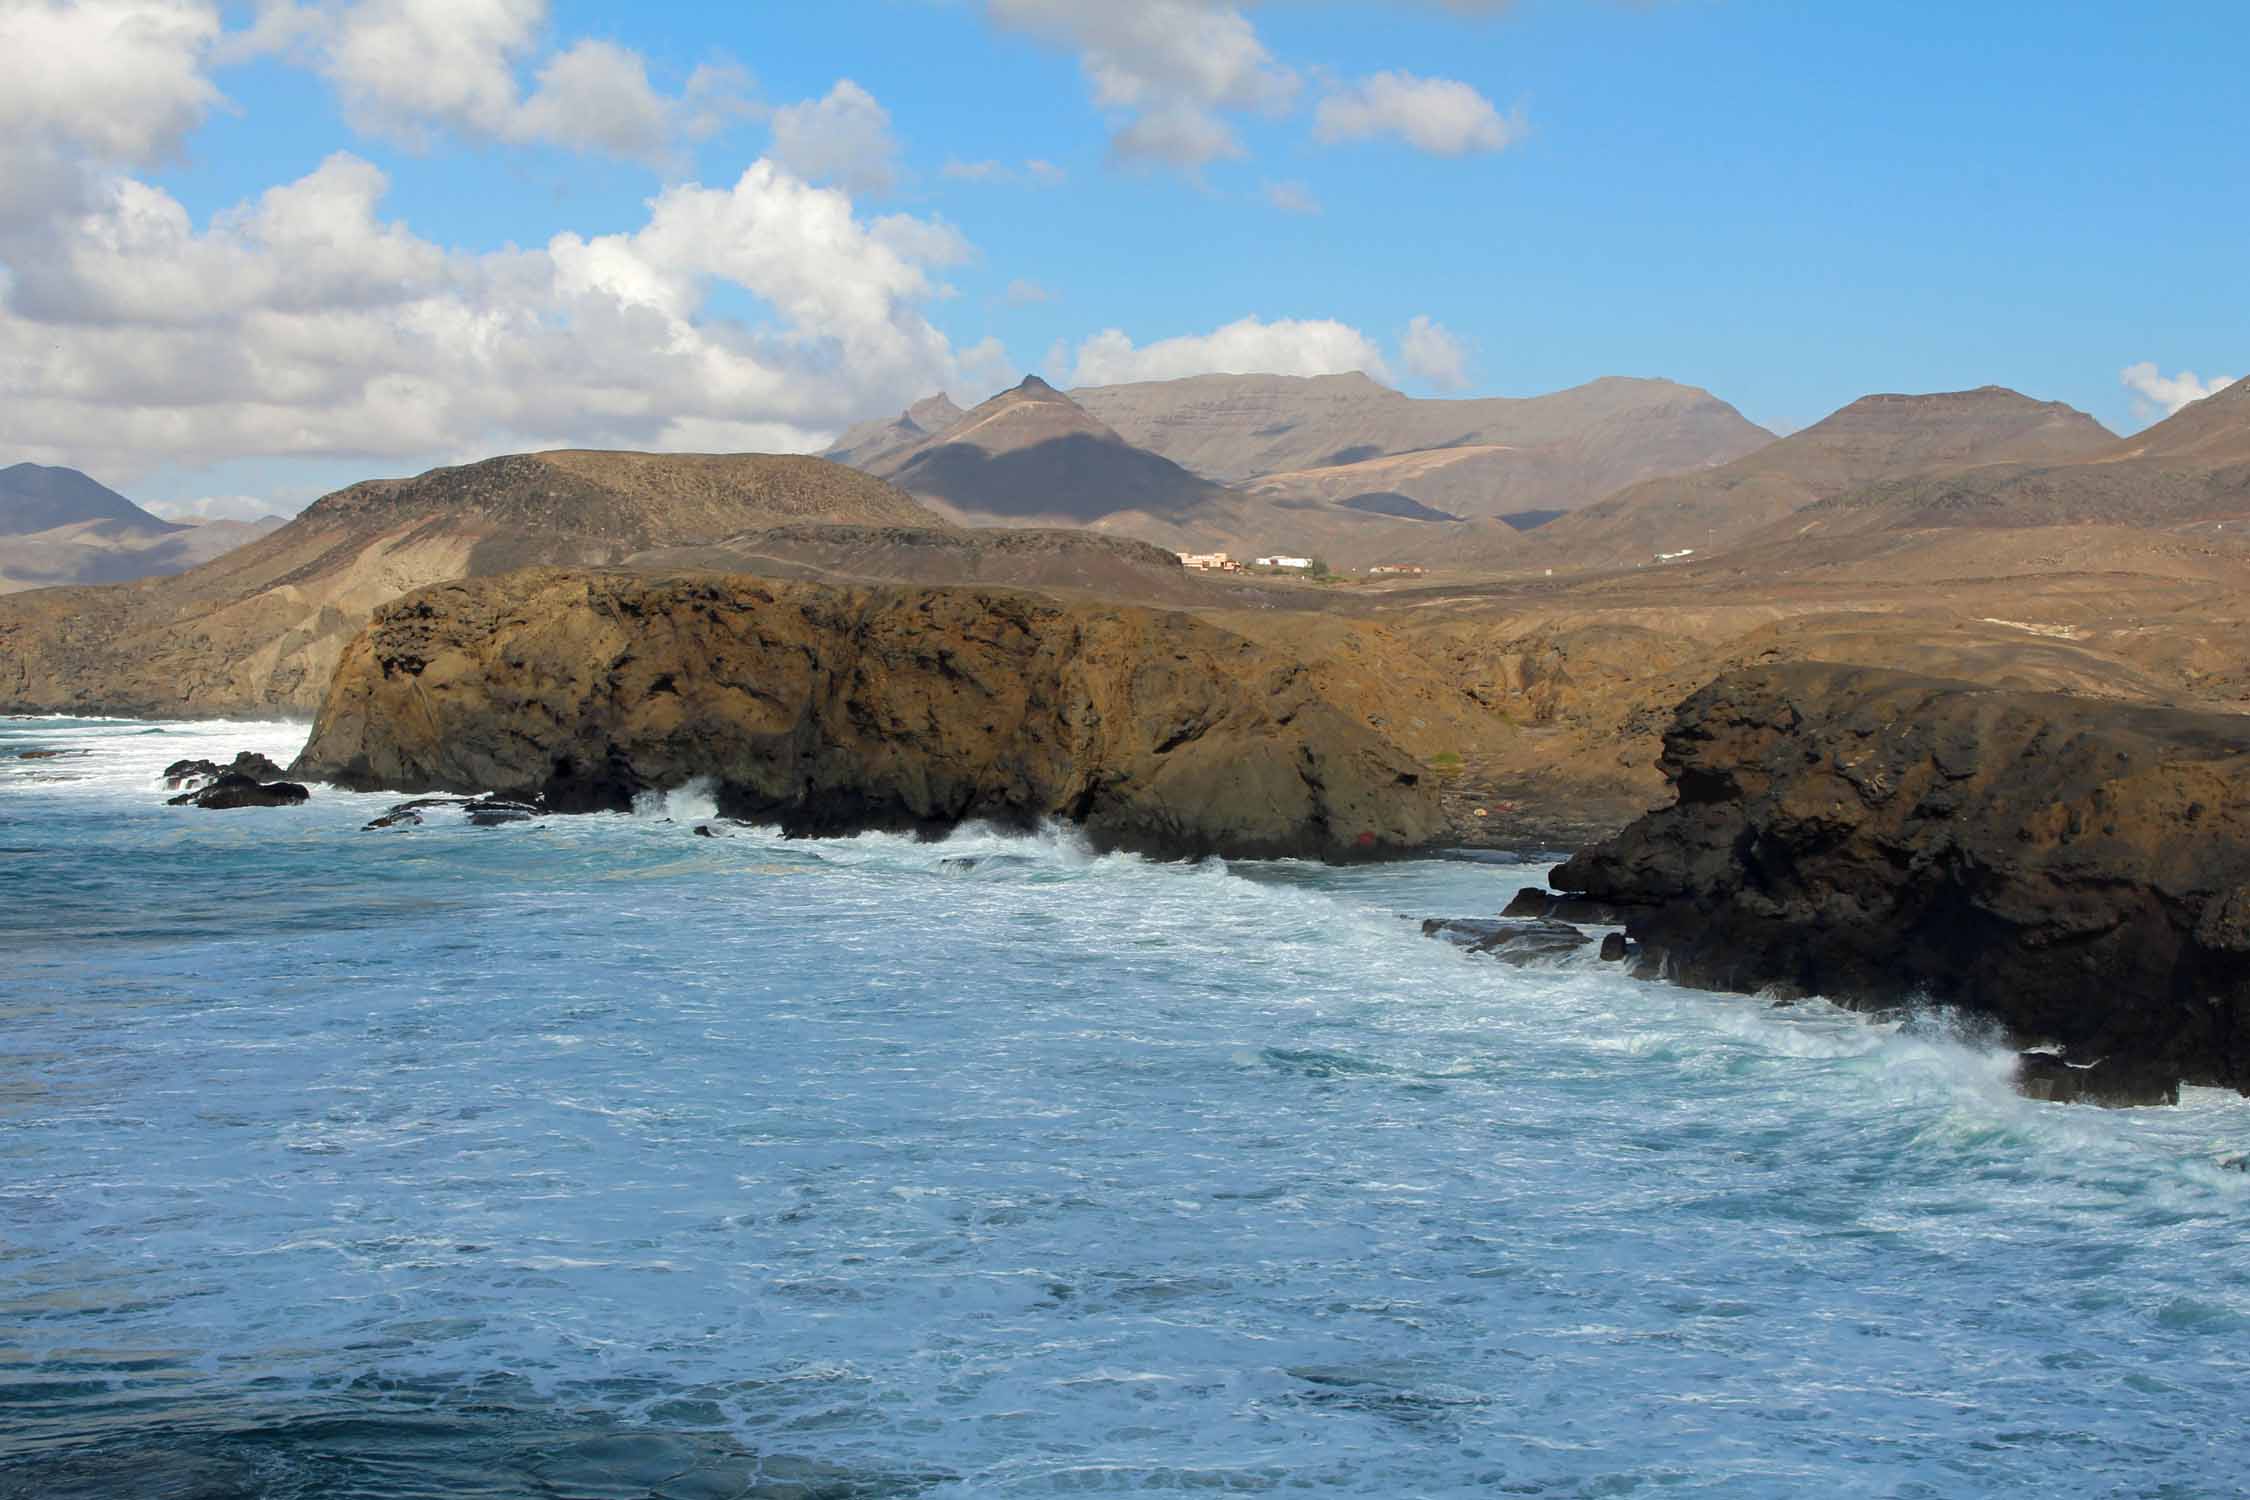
[1551,663,2250,1093]
[293,571,1444,861]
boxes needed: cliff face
[1552,663,2250,1092]
[294,571,1445,861]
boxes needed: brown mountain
[0,450,945,718]
[1535,385,2116,569]
[1776,377,2250,541]
[838,376,1535,570]
[1069,372,1774,520]
[0,463,289,592]
[821,393,966,471]
[869,376,1227,524]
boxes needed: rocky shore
[292,570,1445,862]
[1546,663,2250,1096]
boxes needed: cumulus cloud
[0,151,993,479]
[768,80,901,197]
[1002,279,1055,305]
[238,0,743,164]
[985,0,1296,169]
[0,0,225,165]
[1059,315,1388,386]
[1315,70,1522,155]
[141,494,285,522]
[1262,179,1321,215]
[1399,315,1469,390]
[2120,361,2239,420]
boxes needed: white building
[1256,555,1313,570]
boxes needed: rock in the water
[168,772,310,809]
[163,751,287,789]
[1500,888,1639,925]
[365,794,541,830]
[1421,916,1591,965]
[2014,1052,2181,1109]
[1552,663,2250,1095]
[292,572,1445,863]
[18,748,89,761]
[1599,932,1629,962]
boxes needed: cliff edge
[1551,663,2250,1092]
[293,570,1445,862]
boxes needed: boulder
[1551,663,2250,1096]
[2014,1052,2180,1109]
[163,751,287,789]
[292,571,1445,863]
[168,772,310,809]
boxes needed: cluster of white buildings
[1178,551,1314,572]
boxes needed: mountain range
[0,463,287,593]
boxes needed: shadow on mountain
[890,433,1220,523]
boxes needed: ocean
[3,715,2246,1498]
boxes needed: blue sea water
[2,716,2247,1499]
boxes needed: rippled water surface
[3,716,2248,1498]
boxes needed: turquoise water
[3,715,2247,1498]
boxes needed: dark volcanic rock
[1599,932,1629,962]
[164,751,287,789]
[168,772,310,809]
[18,748,88,760]
[1421,916,1591,965]
[2014,1052,2180,1109]
[1500,888,1638,925]
[292,571,1444,863]
[364,795,542,830]
[1551,663,2250,1096]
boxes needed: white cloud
[1002,279,1055,305]
[0,151,994,479]
[1060,315,1389,386]
[141,494,283,522]
[1262,179,1320,215]
[985,0,1295,170]
[240,0,743,164]
[1315,69,1522,155]
[768,80,901,197]
[0,0,225,165]
[943,156,1069,186]
[1399,314,1469,391]
[2120,361,2239,420]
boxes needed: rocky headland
[292,570,1444,861]
[1546,663,2250,1096]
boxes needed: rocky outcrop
[293,571,1445,861]
[164,751,287,788]
[1550,663,2250,1094]
[168,772,310,809]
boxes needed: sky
[1,0,2242,520]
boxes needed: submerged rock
[1551,663,2250,1096]
[1599,932,1629,963]
[18,748,89,761]
[1421,916,1591,965]
[2014,1052,2182,1109]
[365,795,541,830]
[163,751,287,789]
[168,772,310,809]
[293,571,1444,863]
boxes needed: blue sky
[1,0,2242,516]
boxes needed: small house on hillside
[1177,552,1240,571]
[1369,563,1426,576]
[1256,556,1313,570]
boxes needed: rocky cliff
[294,571,1445,861]
[1549,664,2250,1092]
